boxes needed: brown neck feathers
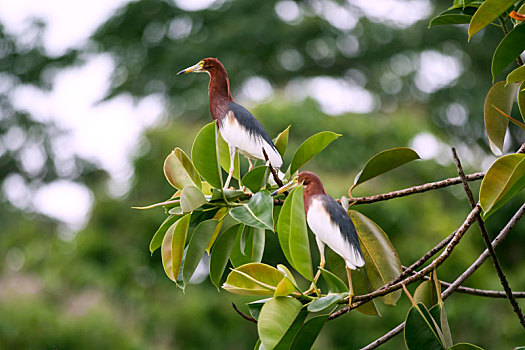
[208,62,233,122]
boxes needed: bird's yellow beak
[177,60,205,75]
[271,176,300,196]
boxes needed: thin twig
[452,148,525,328]
[232,303,257,324]
[361,203,525,349]
[329,205,480,320]
[262,149,284,187]
[411,267,525,298]
[348,173,485,205]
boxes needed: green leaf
[164,147,201,190]
[349,210,402,305]
[180,185,207,213]
[223,263,285,295]
[230,226,266,268]
[182,219,218,288]
[492,24,525,80]
[352,268,381,316]
[468,0,516,40]
[484,81,519,155]
[448,344,485,350]
[217,131,241,181]
[150,214,180,254]
[320,268,348,293]
[274,275,297,297]
[352,147,420,190]
[506,65,525,85]
[161,214,191,283]
[518,82,525,121]
[290,131,341,175]
[429,13,472,26]
[191,121,222,188]
[258,297,303,350]
[210,188,246,202]
[414,280,439,309]
[404,303,445,350]
[247,298,271,320]
[307,293,346,312]
[480,154,525,219]
[429,303,453,348]
[230,190,274,231]
[205,207,230,253]
[290,314,329,350]
[277,186,313,281]
[274,125,291,157]
[210,224,242,289]
[274,310,308,350]
[242,166,269,193]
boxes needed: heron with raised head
[178,58,282,189]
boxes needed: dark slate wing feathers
[228,101,277,150]
[323,196,364,259]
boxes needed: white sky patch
[172,0,220,11]
[275,1,302,24]
[239,76,274,103]
[410,132,440,159]
[307,77,376,115]
[350,0,432,28]
[33,180,94,230]
[415,50,463,94]
[0,0,131,56]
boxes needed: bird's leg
[305,239,325,295]
[224,145,236,189]
[346,266,355,306]
[248,158,254,171]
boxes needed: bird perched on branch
[272,171,365,303]
[177,58,282,189]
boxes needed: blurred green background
[1,0,524,348]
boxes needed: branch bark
[360,203,525,349]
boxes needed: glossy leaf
[352,268,381,316]
[230,226,265,268]
[468,0,516,39]
[429,13,472,26]
[484,81,518,155]
[217,131,241,181]
[191,121,222,188]
[163,147,201,190]
[352,147,420,190]
[414,280,439,309]
[210,188,246,202]
[429,304,453,348]
[180,185,207,213]
[205,207,230,253]
[449,344,485,350]
[290,314,328,350]
[404,302,445,350]
[492,104,525,130]
[223,263,285,295]
[274,310,308,350]
[242,166,269,193]
[247,298,271,321]
[307,293,345,312]
[277,264,299,290]
[161,214,191,283]
[349,210,402,305]
[274,125,291,157]
[492,24,525,80]
[320,268,348,293]
[258,297,303,350]
[210,224,242,289]
[230,191,274,231]
[277,186,313,281]
[290,131,341,175]
[274,275,297,297]
[506,65,525,85]
[150,214,180,254]
[518,82,525,121]
[480,154,525,219]
[182,219,218,288]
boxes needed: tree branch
[348,172,485,205]
[360,203,525,349]
[452,148,525,328]
[231,303,257,324]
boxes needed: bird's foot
[348,293,355,307]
